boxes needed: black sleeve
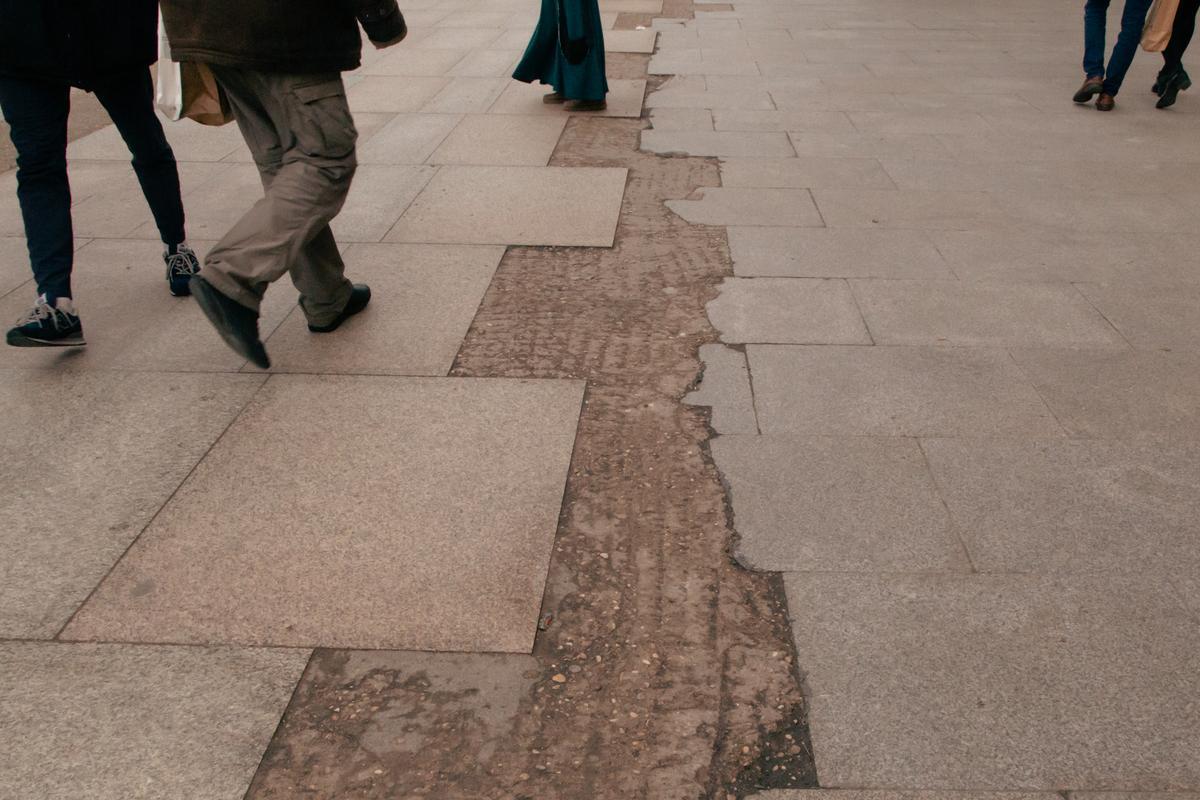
[348,0,407,43]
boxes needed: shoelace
[166,249,200,277]
[16,301,75,331]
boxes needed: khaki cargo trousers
[201,67,357,328]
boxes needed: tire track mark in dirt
[245,15,817,800]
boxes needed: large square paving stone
[923,438,1200,575]
[748,345,1062,437]
[0,642,308,800]
[715,435,967,573]
[259,243,503,376]
[64,375,585,651]
[785,573,1200,789]
[387,166,627,247]
[0,371,264,638]
[708,277,871,344]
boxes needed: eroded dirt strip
[246,35,814,800]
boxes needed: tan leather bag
[1144,0,1182,52]
[180,63,234,127]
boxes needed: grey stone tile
[1071,795,1200,800]
[63,376,585,651]
[646,86,775,111]
[490,79,647,118]
[649,55,762,76]
[141,163,262,241]
[720,157,895,189]
[716,435,966,572]
[784,573,1200,789]
[924,438,1200,575]
[1010,349,1200,440]
[641,130,795,158]
[684,344,759,435]
[356,113,462,164]
[748,345,1062,437]
[709,278,871,344]
[812,189,1004,230]
[1076,283,1200,352]
[788,132,954,159]
[605,29,659,53]
[430,114,567,166]
[852,280,1127,348]
[447,49,523,78]
[0,371,264,637]
[0,236,32,297]
[598,0,662,12]
[712,109,855,133]
[649,108,714,131]
[388,165,626,247]
[991,189,1196,234]
[260,243,502,376]
[667,188,823,227]
[0,642,307,800]
[771,91,905,112]
[347,76,451,112]
[411,27,506,49]
[758,793,1058,800]
[361,47,471,76]
[728,227,952,279]
[848,110,991,134]
[421,77,509,113]
[332,165,436,242]
[67,113,246,162]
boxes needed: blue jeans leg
[1105,0,1156,94]
[1084,0,1111,78]
[0,77,74,303]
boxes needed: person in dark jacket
[0,0,199,348]
[513,0,609,111]
[1153,0,1200,107]
[160,0,406,369]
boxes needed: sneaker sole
[6,330,85,347]
[191,278,271,369]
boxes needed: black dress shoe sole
[6,330,85,347]
[1073,86,1103,103]
[191,276,270,369]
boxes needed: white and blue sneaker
[6,295,84,347]
[165,242,201,297]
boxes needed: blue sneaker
[6,296,85,347]
[165,243,201,297]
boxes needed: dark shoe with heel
[165,243,201,297]
[1073,76,1105,103]
[1096,92,1115,111]
[6,296,84,347]
[1158,67,1192,108]
[190,275,270,369]
[308,284,371,333]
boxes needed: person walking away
[159,0,407,369]
[1074,0,1155,110]
[0,0,199,348]
[513,0,609,112]
[1155,0,1200,107]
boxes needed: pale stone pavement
[664,0,1200,795]
[0,0,657,794]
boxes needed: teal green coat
[512,0,608,102]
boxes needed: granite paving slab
[346,76,451,113]
[757,791,1058,800]
[716,435,967,572]
[604,29,659,53]
[0,235,32,297]
[851,280,1127,348]
[923,437,1200,575]
[0,642,308,800]
[785,573,1200,789]
[708,277,871,344]
[63,375,585,651]
[728,227,953,279]
[641,130,795,158]
[1009,349,1200,440]
[748,345,1063,437]
[1075,283,1200,352]
[489,79,648,118]
[356,113,463,165]
[387,165,627,247]
[430,114,567,166]
[720,157,896,190]
[0,370,264,638]
[667,188,823,227]
[683,343,759,435]
[259,243,503,376]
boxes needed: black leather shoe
[309,284,371,333]
[1158,67,1192,108]
[190,275,270,369]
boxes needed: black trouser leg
[93,68,187,246]
[0,77,74,303]
[1165,0,1200,71]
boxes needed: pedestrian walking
[1154,0,1200,107]
[0,0,199,348]
[158,0,407,369]
[513,0,609,112]
[1074,0,1155,110]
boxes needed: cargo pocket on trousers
[291,81,358,159]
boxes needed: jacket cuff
[357,2,407,43]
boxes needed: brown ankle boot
[1073,76,1104,103]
